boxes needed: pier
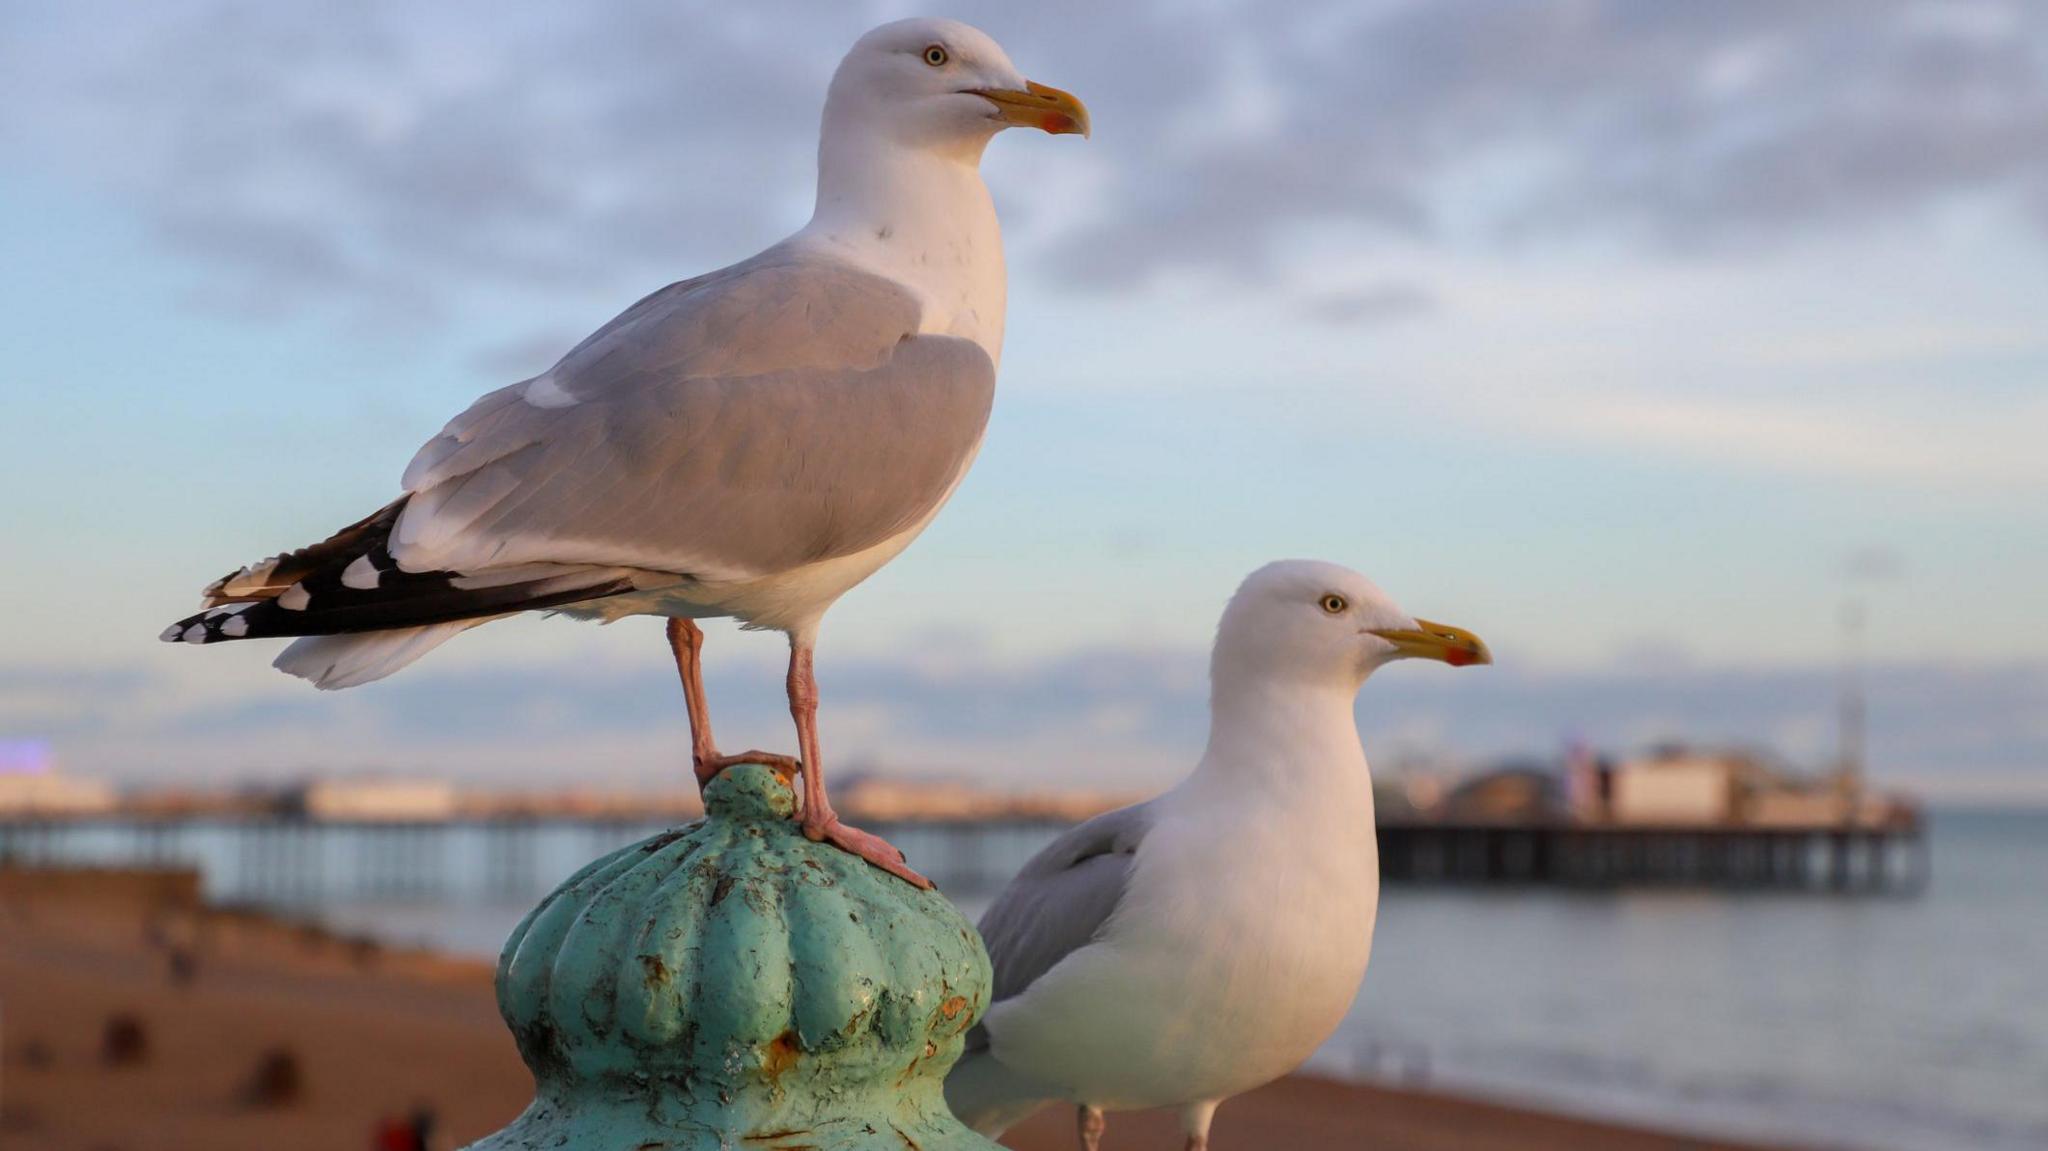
[0,808,1927,901]
[1376,813,1929,893]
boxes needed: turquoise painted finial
[465,764,1000,1151]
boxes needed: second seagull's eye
[1320,594,1348,615]
[924,45,949,66]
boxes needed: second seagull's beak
[1368,619,1493,668]
[971,81,1091,137]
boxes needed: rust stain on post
[639,954,669,986]
[761,1029,803,1081]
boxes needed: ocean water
[11,810,2045,1150]
[1315,811,2048,1151]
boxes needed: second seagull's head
[1214,560,1492,691]
[824,18,1089,159]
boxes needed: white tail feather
[273,621,478,690]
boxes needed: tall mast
[1837,595,1866,822]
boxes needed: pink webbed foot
[805,813,932,889]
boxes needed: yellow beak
[972,80,1091,138]
[1368,618,1493,668]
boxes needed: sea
[10,809,2045,1151]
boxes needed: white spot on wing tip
[159,624,184,642]
[279,584,311,611]
[181,623,207,644]
[522,372,579,409]
[341,554,381,590]
[221,615,250,638]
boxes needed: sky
[3,1,2045,798]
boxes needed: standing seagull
[158,18,1088,888]
[945,560,1490,1148]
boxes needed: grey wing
[390,251,996,579]
[977,801,1155,1008]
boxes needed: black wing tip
[161,604,258,645]
[164,496,635,645]
[163,570,638,644]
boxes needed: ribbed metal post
[464,763,1000,1151]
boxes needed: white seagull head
[825,18,1089,157]
[1213,560,1492,689]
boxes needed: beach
[0,872,1803,1151]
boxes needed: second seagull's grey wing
[390,254,996,579]
[977,801,1156,1008]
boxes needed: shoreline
[0,871,1821,1151]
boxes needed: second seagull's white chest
[1122,789,1381,1081]
[986,771,1382,1111]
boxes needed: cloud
[6,2,2044,316]
[9,643,2044,802]
[1043,1,2048,285]
[469,331,589,381]
[1,1,849,326]
[1300,282,1439,327]
[1471,387,2048,490]
[1841,545,1908,584]
[1743,323,2048,371]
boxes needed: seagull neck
[1190,675,1371,802]
[800,128,1007,359]
[807,127,996,243]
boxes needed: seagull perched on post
[945,560,1491,1149]
[158,18,1088,888]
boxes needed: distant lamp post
[1836,596,1867,822]
[1836,546,1901,828]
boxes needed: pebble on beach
[100,1013,150,1067]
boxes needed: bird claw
[806,816,932,889]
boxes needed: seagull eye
[1320,594,1348,615]
[923,45,949,67]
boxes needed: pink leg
[1077,1104,1106,1151]
[1181,1099,1218,1151]
[786,642,931,889]
[665,619,798,790]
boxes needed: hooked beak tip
[974,80,1091,139]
